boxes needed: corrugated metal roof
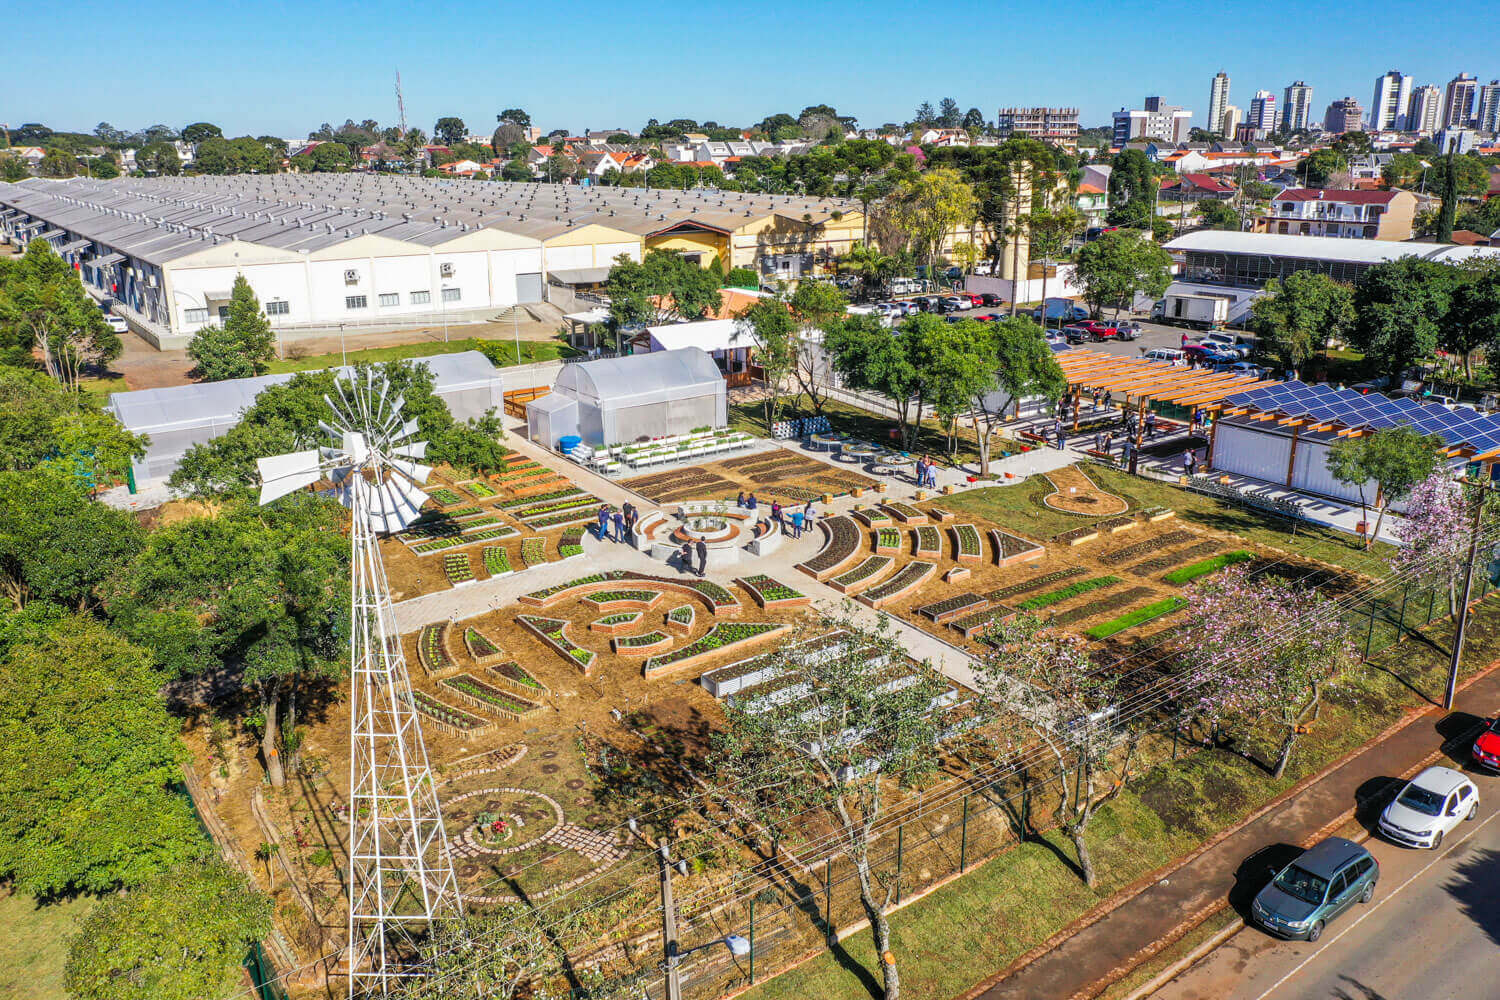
[1164,230,1500,265]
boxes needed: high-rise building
[1476,81,1500,134]
[1443,73,1478,128]
[1324,97,1365,134]
[1407,85,1442,136]
[1282,82,1314,132]
[1249,90,1277,131]
[995,107,1080,149]
[1112,98,1193,145]
[1370,70,1413,130]
[1208,72,1230,132]
[1221,105,1243,137]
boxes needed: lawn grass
[946,464,1394,580]
[1085,596,1188,640]
[739,586,1500,1000]
[264,336,579,375]
[728,393,989,468]
[1162,550,1253,585]
[0,888,94,1000]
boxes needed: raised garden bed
[462,626,505,666]
[914,525,943,557]
[1049,586,1157,628]
[985,567,1087,603]
[1100,530,1196,566]
[411,525,517,554]
[1016,575,1122,611]
[417,623,453,675]
[1097,515,1136,534]
[509,494,599,520]
[516,615,596,673]
[482,546,513,577]
[520,537,548,568]
[414,505,479,523]
[951,523,983,564]
[588,611,644,635]
[581,589,665,612]
[522,571,631,605]
[427,487,464,507]
[924,507,953,522]
[851,508,893,528]
[523,509,601,531]
[945,566,970,583]
[461,480,497,499]
[874,527,902,554]
[664,604,696,637]
[440,673,541,720]
[408,690,491,735]
[1122,540,1222,577]
[643,622,789,678]
[613,630,675,656]
[735,574,810,610]
[488,660,550,697]
[1084,596,1188,639]
[951,606,1017,640]
[916,593,988,624]
[443,553,475,586]
[880,501,928,524]
[1163,550,1253,585]
[990,528,1045,568]
[829,555,894,594]
[497,486,584,509]
[859,561,937,608]
[1054,525,1100,547]
[1143,506,1176,522]
[796,515,861,581]
[558,530,585,559]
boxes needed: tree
[713,612,946,1000]
[603,250,723,330]
[180,122,223,144]
[0,367,146,490]
[305,141,354,171]
[1426,153,1490,203]
[922,319,1000,456]
[396,908,610,1000]
[433,116,467,146]
[1106,149,1157,227]
[543,152,576,183]
[886,168,977,270]
[37,148,78,178]
[1437,152,1459,243]
[962,107,986,132]
[137,140,181,176]
[500,158,532,182]
[1441,260,1500,380]
[972,613,1135,886]
[93,122,126,145]
[1180,566,1357,778]
[739,297,797,428]
[497,108,531,128]
[86,157,120,179]
[1327,424,1442,548]
[0,155,26,182]
[1249,271,1356,372]
[0,468,143,611]
[1024,206,1083,324]
[1195,200,1240,230]
[1394,472,1485,617]
[0,614,205,896]
[913,101,936,127]
[63,857,270,1000]
[1349,257,1462,382]
[824,313,926,448]
[187,274,277,380]
[1300,148,1347,188]
[0,240,122,391]
[1073,229,1172,319]
[1381,151,1425,188]
[970,317,1065,473]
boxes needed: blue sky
[8,0,1499,138]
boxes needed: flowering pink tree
[1394,471,1471,616]
[1179,566,1357,779]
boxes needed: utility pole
[658,838,682,1000]
[1446,477,1488,709]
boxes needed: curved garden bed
[664,604,696,636]
[795,515,861,581]
[829,555,895,595]
[518,571,739,616]
[734,574,811,610]
[858,561,937,608]
[581,589,665,612]
[612,630,675,656]
[989,527,1045,567]
[516,615,596,673]
[417,623,454,675]
[951,523,983,564]
[642,622,791,679]
[914,525,943,557]
[588,611,644,635]
[408,689,491,736]
[874,526,902,554]
[488,660,550,697]
[462,626,506,666]
[879,501,928,524]
[440,673,543,721]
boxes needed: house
[359,142,406,170]
[916,128,970,147]
[437,160,487,178]
[1076,183,1108,227]
[1255,188,1418,241]
[1158,173,1237,202]
[6,146,46,168]
[577,150,630,179]
[1450,230,1494,246]
[1345,153,1396,181]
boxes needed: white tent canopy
[645,318,753,354]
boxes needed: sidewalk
[963,658,1500,1000]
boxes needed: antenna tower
[257,371,461,997]
[395,70,408,137]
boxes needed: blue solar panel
[1364,414,1399,429]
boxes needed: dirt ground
[622,450,878,505]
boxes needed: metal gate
[516,272,544,303]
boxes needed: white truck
[1152,293,1230,329]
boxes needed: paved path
[963,662,1500,1000]
[1155,762,1500,1000]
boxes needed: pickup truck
[1072,320,1121,342]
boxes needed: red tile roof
[1274,188,1398,205]
[1077,183,1105,195]
[1163,173,1236,193]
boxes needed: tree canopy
[0,467,143,611]
[0,367,146,490]
[186,274,277,380]
[1327,424,1442,547]
[1249,271,1355,371]
[1349,257,1462,381]
[1073,229,1172,319]
[0,239,122,390]
[603,250,723,329]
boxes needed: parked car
[912,296,938,312]
[1224,361,1268,379]
[1378,765,1479,849]
[1251,837,1378,941]
[972,313,1000,322]
[978,292,1006,307]
[1113,322,1143,341]
[104,314,128,334]
[963,293,984,306]
[1061,324,1092,344]
[1473,716,1500,770]
[1031,301,1090,323]
[940,295,970,312]
[1197,331,1251,358]
[1073,320,1121,341]
[1143,347,1186,364]
[1183,344,1238,365]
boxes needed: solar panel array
[1222,381,1500,455]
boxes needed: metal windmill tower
[258,371,461,997]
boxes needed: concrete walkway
[962,652,1500,1000]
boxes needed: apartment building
[1408,85,1443,136]
[995,107,1080,150]
[1444,74,1478,128]
[1282,82,1314,132]
[1257,189,1418,241]
[1324,97,1365,133]
[1113,97,1193,145]
[1477,81,1500,135]
[1208,72,1230,132]
[1370,70,1413,131]
[1248,91,1277,132]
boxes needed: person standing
[1103,390,1113,411]
[1184,447,1197,477]
[1056,425,1067,451]
[695,539,708,577]
[1052,417,1063,445]
[770,499,782,526]
[914,456,926,487]
[803,499,816,531]
[596,504,611,541]
[678,542,693,574]
[1092,387,1101,408]
[612,509,624,543]
[790,509,805,538]
[1145,411,1157,440]
[736,490,745,508]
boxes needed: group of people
[595,502,641,543]
[912,456,939,490]
[739,492,817,539]
[677,537,710,577]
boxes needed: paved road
[1155,754,1500,1000]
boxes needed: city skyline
[5,0,1500,138]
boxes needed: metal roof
[1164,230,1500,266]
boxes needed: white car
[104,314,128,333]
[1378,765,1478,849]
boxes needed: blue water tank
[558,435,582,454]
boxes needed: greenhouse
[110,350,509,488]
[526,348,727,448]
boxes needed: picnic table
[840,441,881,460]
[809,432,846,452]
[872,451,916,476]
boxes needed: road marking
[1250,804,1500,1000]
